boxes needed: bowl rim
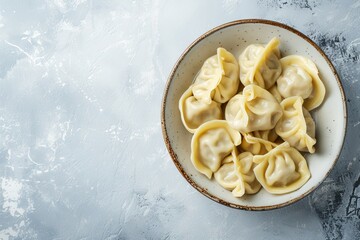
[160,19,348,211]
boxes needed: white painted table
[0,0,359,239]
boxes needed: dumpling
[191,120,242,179]
[240,130,278,155]
[275,96,316,153]
[192,48,240,104]
[239,37,282,89]
[179,86,222,133]
[276,55,325,111]
[239,44,263,84]
[277,64,312,99]
[253,142,311,194]
[214,152,239,190]
[225,84,283,133]
[214,150,261,197]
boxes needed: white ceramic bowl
[161,19,347,210]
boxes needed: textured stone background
[0,0,359,239]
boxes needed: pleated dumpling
[240,130,278,155]
[225,84,283,133]
[277,55,325,111]
[192,48,240,104]
[253,142,311,194]
[191,120,242,179]
[275,96,316,153]
[239,37,282,89]
[214,150,261,197]
[179,86,222,133]
[238,44,263,83]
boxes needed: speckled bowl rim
[161,19,348,211]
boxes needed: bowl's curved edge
[160,19,348,211]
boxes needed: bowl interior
[162,20,346,210]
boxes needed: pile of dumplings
[178,37,326,197]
